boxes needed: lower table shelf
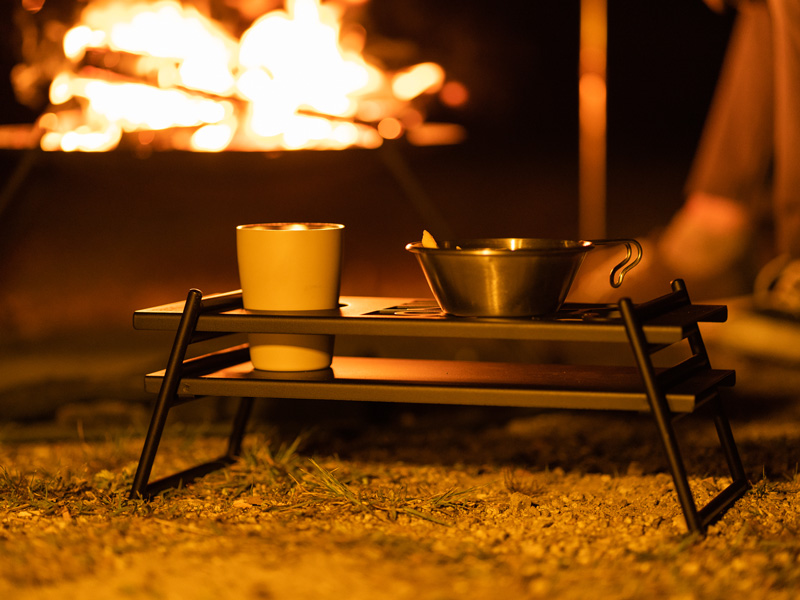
[146,349,736,414]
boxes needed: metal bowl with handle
[405,237,642,317]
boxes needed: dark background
[0,0,735,419]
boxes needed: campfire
[9,0,468,152]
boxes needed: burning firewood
[9,0,464,152]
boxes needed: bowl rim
[405,238,594,256]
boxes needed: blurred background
[0,0,738,422]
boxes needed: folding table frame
[129,279,749,535]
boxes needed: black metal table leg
[129,289,204,499]
[226,397,255,458]
[620,296,704,534]
[620,290,750,535]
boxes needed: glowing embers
[34,0,466,152]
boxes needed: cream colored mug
[236,223,344,371]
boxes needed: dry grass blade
[303,459,478,526]
[304,458,367,508]
[395,506,451,526]
[426,486,480,508]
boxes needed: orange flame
[35,0,462,152]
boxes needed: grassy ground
[2,391,799,600]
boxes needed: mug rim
[237,223,344,231]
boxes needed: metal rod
[138,457,237,499]
[711,394,748,483]
[226,397,255,458]
[129,288,204,499]
[579,0,608,239]
[379,142,454,240]
[698,478,750,528]
[620,296,703,534]
[0,149,39,225]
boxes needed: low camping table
[129,279,749,535]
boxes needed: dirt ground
[2,375,799,600]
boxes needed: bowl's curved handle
[587,239,643,288]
